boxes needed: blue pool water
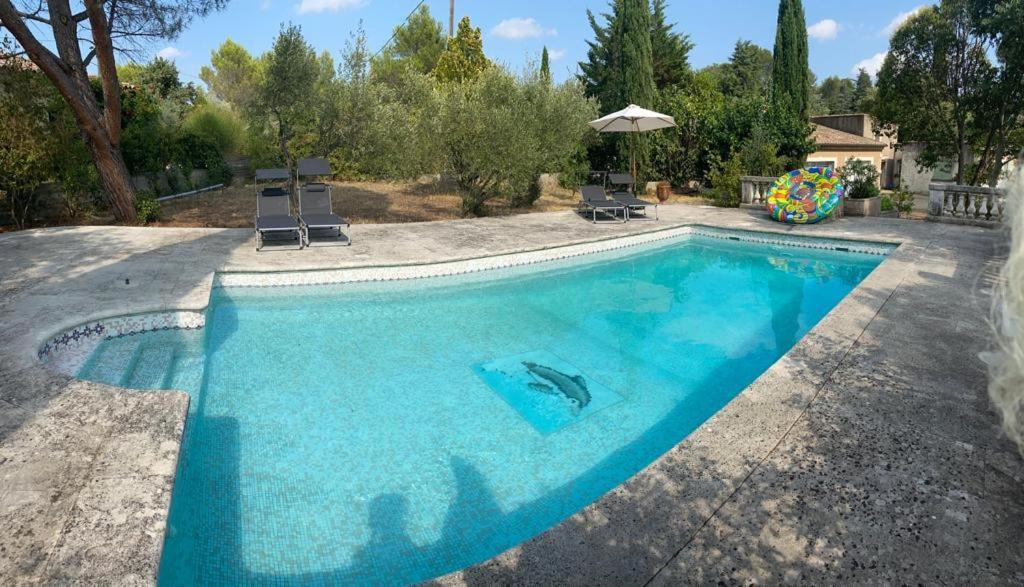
[75,233,886,585]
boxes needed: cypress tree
[620,0,656,178]
[771,0,813,167]
[540,46,551,84]
[771,0,810,120]
[579,0,657,178]
[621,0,656,109]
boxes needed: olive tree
[252,24,318,173]
[437,67,597,215]
[0,0,228,222]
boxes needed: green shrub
[134,193,160,224]
[737,124,784,177]
[183,103,245,154]
[840,158,881,199]
[557,142,592,191]
[890,182,914,216]
[173,132,233,186]
[708,156,742,207]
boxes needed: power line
[371,0,428,60]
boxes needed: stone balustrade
[740,176,776,207]
[928,182,1007,226]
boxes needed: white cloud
[807,19,839,41]
[548,49,566,61]
[260,0,272,10]
[156,46,185,60]
[882,5,927,36]
[296,0,363,15]
[852,52,887,76]
[491,17,556,40]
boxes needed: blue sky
[152,0,931,86]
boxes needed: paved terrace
[0,205,1021,584]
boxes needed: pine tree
[851,68,874,112]
[721,40,773,98]
[817,76,856,114]
[771,0,813,167]
[579,1,625,112]
[650,0,693,89]
[433,17,489,83]
[371,5,446,79]
[540,46,551,84]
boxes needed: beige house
[807,114,889,186]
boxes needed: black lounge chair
[579,185,625,223]
[297,158,350,247]
[608,173,658,220]
[607,172,636,194]
[255,168,303,251]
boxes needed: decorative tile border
[692,226,897,256]
[214,225,895,289]
[39,311,205,376]
[38,226,895,373]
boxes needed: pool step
[123,345,178,390]
[166,352,206,393]
[78,340,139,386]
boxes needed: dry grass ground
[153,177,715,228]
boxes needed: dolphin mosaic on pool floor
[475,350,623,435]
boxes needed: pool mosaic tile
[475,351,624,435]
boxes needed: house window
[807,160,836,169]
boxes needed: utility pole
[449,0,455,37]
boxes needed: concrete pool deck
[0,205,1021,584]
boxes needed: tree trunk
[275,113,295,193]
[85,134,137,221]
[955,118,967,185]
[0,0,137,222]
[988,124,1009,187]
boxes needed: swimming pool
[73,230,888,585]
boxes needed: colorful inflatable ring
[766,167,844,224]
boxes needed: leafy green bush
[183,103,245,154]
[134,193,160,224]
[737,123,784,177]
[889,182,915,216]
[708,156,742,207]
[840,158,881,199]
[557,142,592,191]
[173,132,233,186]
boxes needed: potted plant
[840,158,882,216]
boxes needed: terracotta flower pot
[656,182,672,203]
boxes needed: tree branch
[16,10,49,24]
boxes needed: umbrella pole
[631,120,637,180]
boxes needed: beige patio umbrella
[588,104,676,179]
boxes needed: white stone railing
[740,176,776,206]
[928,182,1008,225]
